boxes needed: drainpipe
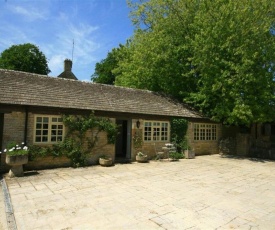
[24,107,29,145]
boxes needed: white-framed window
[144,121,169,142]
[194,123,217,141]
[34,115,64,143]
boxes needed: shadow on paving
[220,154,274,163]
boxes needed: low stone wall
[191,141,219,155]
[24,156,71,170]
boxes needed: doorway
[115,119,131,160]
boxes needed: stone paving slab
[2,155,275,229]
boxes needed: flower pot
[6,154,28,177]
[136,155,148,163]
[184,150,195,159]
[99,157,113,167]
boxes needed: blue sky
[0,0,134,81]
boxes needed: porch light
[136,120,140,129]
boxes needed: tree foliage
[0,43,50,75]
[114,0,275,125]
[91,46,123,84]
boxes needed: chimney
[64,59,72,72]
[57,59,78,80]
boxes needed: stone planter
[99,157,113,167]
[184,150,195,159]
[136,155,148,163]
[6,154,28,177]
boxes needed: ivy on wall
[170,118,188,152]
[133,129,143,149]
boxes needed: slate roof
[0,69,203,119]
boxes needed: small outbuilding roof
[57,59,78,80]
[0,69,204,119]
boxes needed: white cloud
[45,21,101,77]
[0,23,34,50]
[0,0,132,80]
[8,4,49,21]
[12,6,46,21]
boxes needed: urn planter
[99,157,113,167]
[136,155,148,163]
[6,154,28,177]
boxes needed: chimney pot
[64,59,72,72]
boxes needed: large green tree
[0,43,50,75]
[114,0,275,125]
[91,46,123,85]
[115,0,198,99]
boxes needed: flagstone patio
[1,155,275,229]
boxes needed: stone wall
[236,133,251,156]
[130,119,172,160]
[1,111,26,173]
[1,111,115,172]
[219,137,236,155]
[248,123,275,160]
[131,120,223,158]
[187,122,222,155]
[219,123,275,160]
[3,111,26,149]
[25,156,71,170]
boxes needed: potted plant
[136,152,148,163]
[99,155,113,167]
[2,142,29,177]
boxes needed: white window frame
[194,123,217,141]
[34,115,65,144]
[143,121,170,142]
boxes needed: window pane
[43,117,49,123]
[43,130,48,135]
[36,130,41,135]
[35,115,64,143]
[144,121,169,142]
[194,124,217,141]
[145,122,151,127]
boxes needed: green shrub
[169,152,184,160]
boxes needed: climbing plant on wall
[170,118,188,152]
[58,112,118,167]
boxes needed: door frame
[115,119,132,159]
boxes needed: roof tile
[0,69,203,118]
